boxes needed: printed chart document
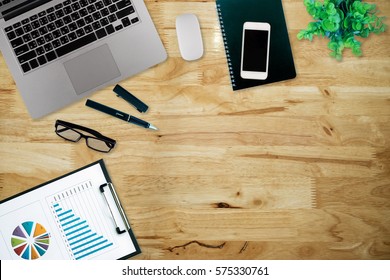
[0,160,140,260]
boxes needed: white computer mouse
[176,14,204,61]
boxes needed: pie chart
[11,221,50,260]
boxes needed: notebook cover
[216,0,296,91]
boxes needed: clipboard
[0,159,141,260]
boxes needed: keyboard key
[79,8,88,17]
[52,39,61,48]
[92,11,101,20]
[22,34,32,43]
[71,11,80,21]
[84,25,93,33]
[47,13,57,21]
[76,18,86,28]
[108,4,117,13]
[44,33,54,42]
[38,55,47,65]
[38,26,48,35]
[31,30,40,39]
[47,23,56,32]
[53,30,62,38]
[64,6,73,14]
[56,32,97,57]
[116,6,134,19]
[96,27,107,39]
[105,24,115,34]
[46,51,57,61]
[46,7,55,13]
[55,9,65,18]
[15,44,29,56]
[28,41,37,49]
[85,15,93,24]
[116,0,131,10]
[44,43,53,52]
[23,24,33,33]
[101,7,109,17]
[31,20,40,29]
[63,15,72,24]
[72,2,81,11]
[76,28,85,37]
[68,32,77,41]
[60,36,69,45]
[36,37,46,46]
[39,16,48,25]
[30,59,39,69]
[7,31,16,41]
[69,23,78,31]
[55,19,65,28]
[92,22,101,30]
[108,14,116,23]
[18,50,36,64]
[80,0,89,7]
[100,17,109,26]
[131,17,139,24]
[95,1,104,10]
[21,62,31,73]
[122,17,130,27]
[15,27,24,36]
[61,26,70,35]
[11,37,24,48]
[87,4,96,13]
[36,47,45,55]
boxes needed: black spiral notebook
[216,0,296,91]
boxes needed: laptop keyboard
[3,0,140,73]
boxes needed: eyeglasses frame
[55,120,116,153]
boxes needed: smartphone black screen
[242,29,269,72]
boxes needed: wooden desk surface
[0,0,389,260]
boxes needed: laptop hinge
[2,0,52,21]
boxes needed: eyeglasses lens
[87,138,113,152]
[56,125,81,142]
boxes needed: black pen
[86,99,158,130]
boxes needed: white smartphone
[240,22,271,80]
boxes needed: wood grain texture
[0,0,389,259]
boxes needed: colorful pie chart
[11,221,50,260]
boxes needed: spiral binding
[216,2,236,89]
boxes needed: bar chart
[48,180,115,260]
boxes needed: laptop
[0,0,167,118]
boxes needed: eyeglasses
[55,120,116,153]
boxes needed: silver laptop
[0,0,167,118]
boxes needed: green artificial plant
[297,0,386,60]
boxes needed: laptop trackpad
[64,44,121,95]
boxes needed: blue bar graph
[53,203,113,260]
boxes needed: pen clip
[113,84,149,113]
[100,182,131,234]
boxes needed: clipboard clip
[100,182,131,234]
